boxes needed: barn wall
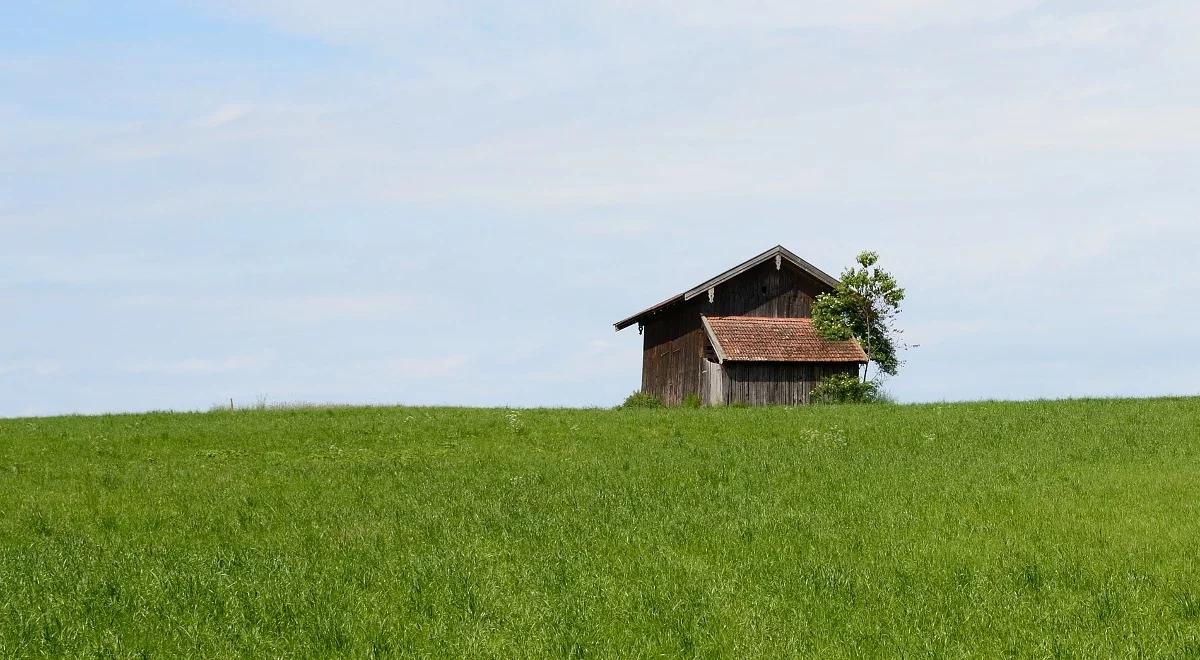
[705,261,828,318]
[700,358,725,406]
[641,305,704,406]
[639,260,838,406]
[721,362,860,406]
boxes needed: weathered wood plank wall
[720,362,859,406]
[708,262,822,318]
[640,308,704,406]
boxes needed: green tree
[812,251,906,382]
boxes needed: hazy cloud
[2,0,1199,415]
[372,355,470,379]
[0,359,63,377]
[123,352,278,375]
[193,104,253,129]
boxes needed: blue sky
[3,1,1199,417]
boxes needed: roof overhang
[614,245,840,331]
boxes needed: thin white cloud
[525,339,639,384]
[199,1,467,46]
[123,352,276,375]
[205,0,1043,45]
[8,2,1198,217]
[111,293,427,323]
[372,355,469,379]
[0,360,63,377]
[610,0,1042,31]
[194,104,253,128]
[995,4,1200,51]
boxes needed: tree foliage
[812,251,906,380]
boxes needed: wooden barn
[614,246,868,406]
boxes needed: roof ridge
[614,246,840,330]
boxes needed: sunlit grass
[2,398,1199,656]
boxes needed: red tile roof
[702,316,868,363]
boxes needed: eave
[613,245,840,331]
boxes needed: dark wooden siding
[704,261,825,318]
[641,305,704,406]
[640,261,837,405]
[720,362,859,406]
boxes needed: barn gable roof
[701,316,868,363]
[613,245,840,331]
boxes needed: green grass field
[3,398,1200,657]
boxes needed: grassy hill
[2,398,1200,657]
